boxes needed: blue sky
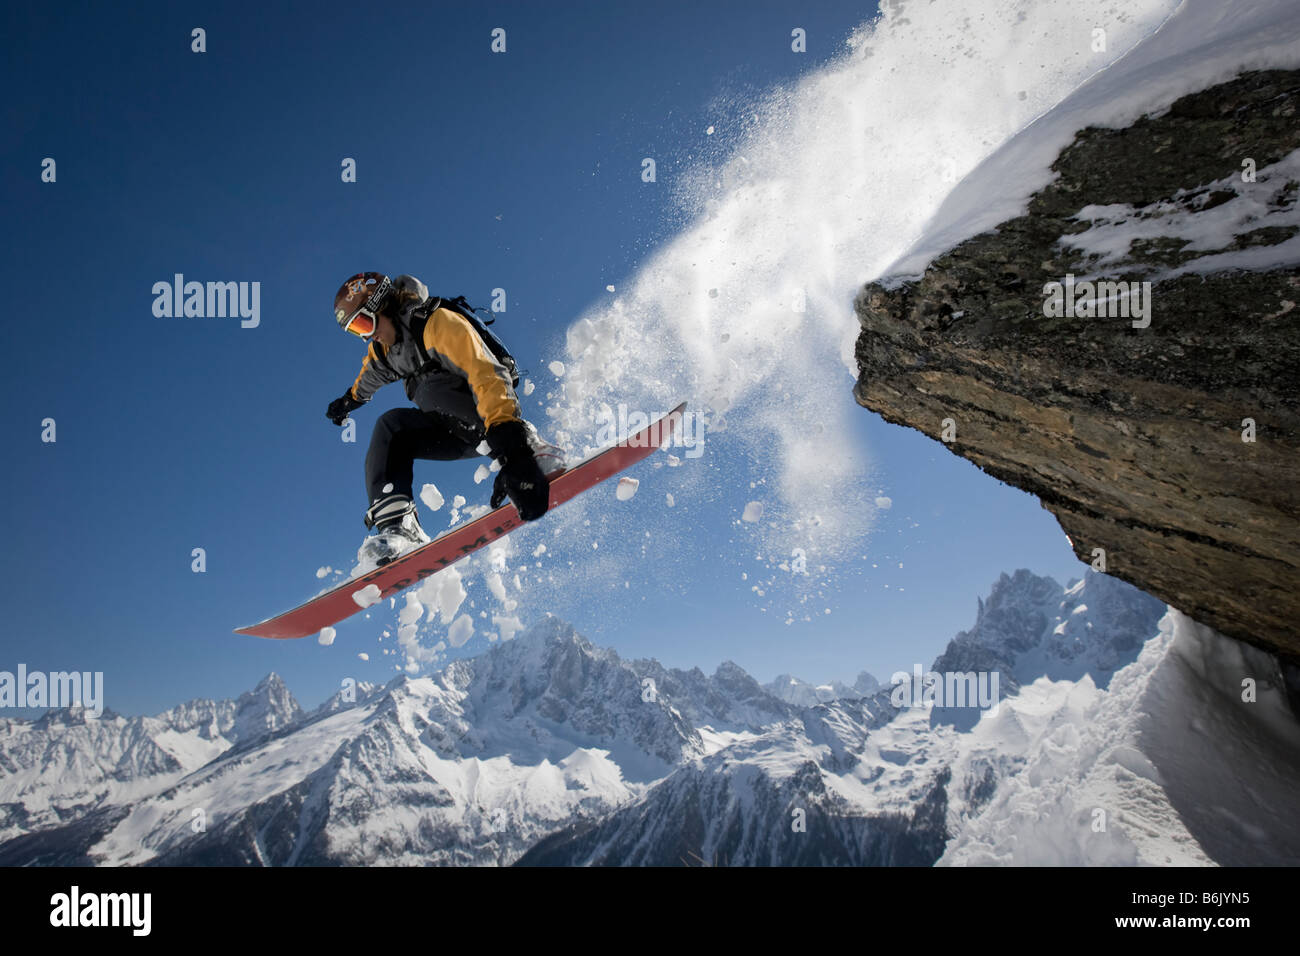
[1,0,1088,716]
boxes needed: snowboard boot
[358,493,431,569]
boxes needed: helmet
[334,272,393,338]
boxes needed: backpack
[408,295,521,388]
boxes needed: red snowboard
[235,402,686,639]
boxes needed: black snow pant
[364,408,484,504]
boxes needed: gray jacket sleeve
[350,343,400,402]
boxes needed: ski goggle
[343,309,376,339]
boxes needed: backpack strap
[406,295,520,387]
[407,306,436,369]
[428,295,520,387]
[443,295,493,323]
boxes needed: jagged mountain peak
[981,568,1062,614]
[505,614,584,648]
[957,569,1075,653]
[930,570,1168,731]
[232,671,302,743]
[764,669,882,708]
[711,660,766,697]
[32,706,122,730]
[855,671,881,694]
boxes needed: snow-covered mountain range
[765,671,880,708]
[0,674,304,844]
[2,569,1296,866]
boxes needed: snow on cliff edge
[884,0,1300,282]
[941,609,1300,865]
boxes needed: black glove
[327,391,364,426]
[486,421,550,520]
[490,469,510,510]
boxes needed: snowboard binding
[359,494,431,570]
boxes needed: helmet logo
[346,277,368,297]
[335,308,346,321]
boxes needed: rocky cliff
[853,69,1300,666]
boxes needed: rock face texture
[853,70,1300,665]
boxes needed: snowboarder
[326,272,564,567]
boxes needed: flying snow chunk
[415,563,466,625]
[420,483,445,511]
[548,361,566,377]
[448,614,475,648]
[666,493,675,507]
[358,652,369,661]
[742,501,764,522]
[352,584,382,608]
[875,496,893,510]
[316,566,332,579]
[398,593,424,627]
[452,495,466,509]
[474,464,491,484]
[523,379,535,396]
[616,477,639,501]
[706,125,715,135]
[606,284,616,292]
[494,615,524,641]
[318,627,336,646]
